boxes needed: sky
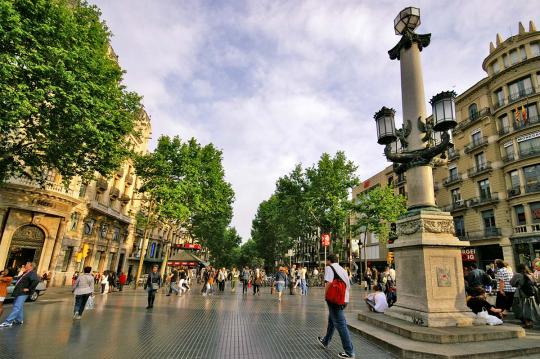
[90,0,538,240]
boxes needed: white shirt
[301,268,307,280]
[324,263,351,303]
[367,292,388,313]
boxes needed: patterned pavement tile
[0,285,394,359]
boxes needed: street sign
[461,248,476,261]
[321,233,330,247]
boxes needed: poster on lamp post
[321,233,330,247]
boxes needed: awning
[167,250,204,267]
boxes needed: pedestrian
[72,271,79,286]
[231,267,239,292]
[0,269,14,318]
[118,272,127,292]
[178,268,189,294]
[495,259,516,315]
[217,268,226,292]
[72,266,94,320]
[466,287,503,319]
[241,267,250,294]
[274,266,287,302]
[317,254,355,359]
[510,263,540,329]
[365,284,388,313]
[289,264,297,295]
[0,262,39,328]
[253,268,262,295]
[300,265,308,295]
[208,267,216,295]
[364,268,372,291]
[144,265,162,309]
[167,269,179,296]
[465,263,490,295]
[101,271,109,294]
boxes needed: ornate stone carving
[398,217,456,236]
[388,29,431,60]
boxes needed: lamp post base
[388,210,473,327]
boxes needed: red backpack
[325,265,346,306]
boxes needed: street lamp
[372,7,473,327]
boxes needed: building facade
[0,110,152,286]
[359,21,540,271]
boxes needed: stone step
[357,310,525,343]
[347,314,540,359]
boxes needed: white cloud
[90,0,539,240]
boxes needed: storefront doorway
[7,225,45,270]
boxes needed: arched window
[468,103,478,120]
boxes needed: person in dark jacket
[0,262,39,328]
[144,265,162,309]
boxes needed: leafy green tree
[208,227,242,268]
[0,0,141,184]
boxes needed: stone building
[356,21,540,271]
[0,109,152,286]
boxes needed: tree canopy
[0,0,141,184]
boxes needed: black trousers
[147,290,157,307]
[242,280,248,293]
[74,294,91,315]
[253,284,260,294]
[218,281,225,291]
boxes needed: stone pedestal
[387,210,474,327]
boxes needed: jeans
[322,303,354,357]
[74,294,91,315]
[5,295,29,323]
[242,280,248,294]
[147,289,156,307]
[300,279,307,295]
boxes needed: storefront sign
[173,243,201,250]
[167,261,197,267]
[461,248,477,261]
[517,131,540,143]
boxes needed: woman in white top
[365,284,389,313]
[101,272,109,294]
[72,266,95,319]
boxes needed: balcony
[463,228,502,241]
[115,169,125,179]
[443,174,462,187]
[394,176,406,187]
[508,87,536,104]
[120,193,131,204]
[464,136,488,154]
[455,107,491,132]
[507,187,521,198]
[5,177,76,197]
[467,162,492,178]
[501,115,540,136]
[502,152,516,164]
[469,193,499,208]
[126,174,134,185]
[96,178,108,192]
[494,98,506,110]
[448,200,467,212]
[88,200,132,224]
[447,149,460,161]
[513,224,540,236]
[109,187,120,199]
[526,183,540,194]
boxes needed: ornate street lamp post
[375,7,473,327]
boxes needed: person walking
[364,267,372,291]
[289,264,297,295]
[72,266,94,320]
[241,267,250,295]
[317,255,355,359]
[495,259,516,315]
[253,268,262,296]
[231,267,239,292]
[217,268,226,292]
[101,271,109,294]
[0,262,39,328]
[144,265,162,309]
[0,269,13,318]
[118,272,127,292]
[300,265,308,295]
[274,266,288,302]
[167,269,179,296]
[510,263,540,328]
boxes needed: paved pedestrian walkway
[0,285,394,359]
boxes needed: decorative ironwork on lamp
[431,91,458,132]
[374,107,397,145]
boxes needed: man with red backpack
[317,254,355,359]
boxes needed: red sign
[321,233,331,247]
[167,261,197,267]
[174,243,201,250]
[461,248,477,262]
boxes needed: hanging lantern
[374,107,397,145]
[393,7,421,35]
[430,91,457,132]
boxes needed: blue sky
[90,0,539,240]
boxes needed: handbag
[151,283,159,290]
[85,295,95,310]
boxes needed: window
[524,164,540,192]
[454,216,465,238]
[478,179,491,199]
[387,176,393,187]
[468,103,478,119]
[508,77,533,101]
[398,186,406,196]
[525,103,538,122]
[83,219,94,235]
[471,131,482,145]
[510,49,519,65]
[499,114,510,133]
[451,188,461,203]
[99,223,108,239]
[515,205,527,226]
[475,152,487,168]
[520,46,527,61]
[449,166,458,180]
[510,170,521,189]
[531,202,540,223]
[79,184,87,198]
[504,142,515,161]
[70,212,80,231]
[502,54,510,68]
[518,134,540,157]
[491,60,500,73]
[495,89,504,107]
[113,227,120,241]
[61,247,74,272]
[482,209,496,231]
[532,42,540,57]
[150,242,156,258]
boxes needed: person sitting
[467,287,503,319]
[365,284,388,313]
